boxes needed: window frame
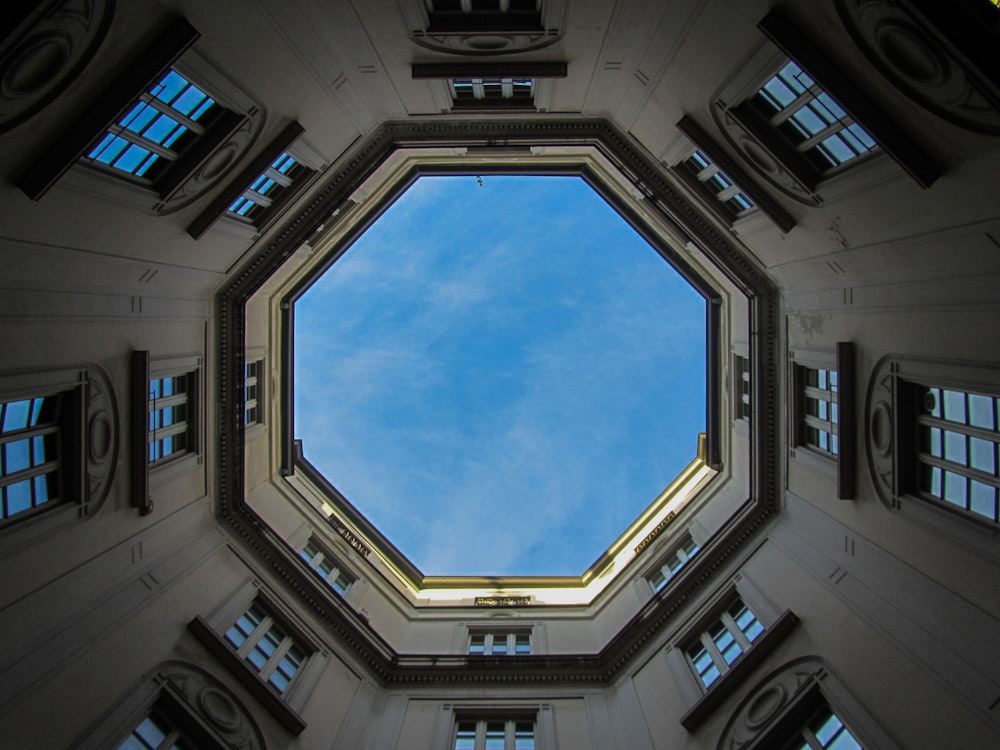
[188,583,327,734]
[453,716,537,750]
[754,9,937,189]
[670,116,795,234]
[467,630,532,656]
[298,537,356,596]
[0,365,115,542]
[20,18,244,203]
[790,343,856,500]
[131,352,202,515]
[187,122,325,240]
[667,579,799,731]
[868,356,1000,562]
[244,357,265,429]
[710,10,938,207]
[733,353,752,422]
[646,533,701,593]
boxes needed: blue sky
[294,175,705,576]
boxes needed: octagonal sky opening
[293,174,706,577]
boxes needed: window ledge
[187,616,307,735]
[680,609,799,731]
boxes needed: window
[1,395,63,521]
[117,709,193,750]
[751,61,877,174]
[797,366,839,456]
[451,78,534,109]
[686,598,764,688]
[84,69,221,182]
[648,534,700,592]
[299,539,355,595]
[678,149,755,220]
[244,360,263,426]
[455,719,535,750]
[916,385,999,523]
[468,631,531,655]
[148,373,195,465]
[791,344,855,498]
[782,705,863,750]
[428,0,542,32]
[734,354,751,421]
[224,602,308,695]
[229,152,306,222]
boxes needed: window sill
[680,609,799,731]
[187,616,307,735]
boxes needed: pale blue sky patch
[294,175,705,576]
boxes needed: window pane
[515,722,535,750]
[969,394,995,429]
[943,470,968,507]
[7,480,32,515]
[970,481,997,521]
[3,400,30,431]
[943,390,966,423]
[5,439,30,473]
[485,722,505,750]
[943,430,967,465]
[455,722,476,750]
[970,437,995,473]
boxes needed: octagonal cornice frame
[216,117,780,686]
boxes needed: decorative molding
[215,118,781,686]
[836,0,1000,135]
[0,0,115,135]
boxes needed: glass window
[917,386,1000,523]
[451,78,533,107]
[224,601,308,695]
[648,534,700,592]
[799,366,839,456]
[1,395,62,520]
[229,153,306,222]
[785,705,863,750]
[148,374,193,465]
[467,631,531,655]
[685,597,764,688]
[679,149,756,221]
[86,70,217,181]
[755,61,877,172]
[299,539,355,595]
[244,360,263,425]
[454,719,534,750]
[117,710,192,750]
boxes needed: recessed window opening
[85,70,217,180]
[755,61,877,171]
[801,367,839,455]
[229,152,304,219]
[451,78,534,107]
[680,149,755,218]
[148,375,191,464]
[225,602,307,694]
[686,598,764,688]
[1,396,61,519]
[918,385,999,522]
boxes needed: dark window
[148,373,194,465]
[750,61,877,174]
[84,70,225,184]
[1,395,63,520]
[916,385,999,523]
[229,153,307,222]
